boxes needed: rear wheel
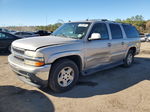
[48,59,79,92]
[123,50,134,67]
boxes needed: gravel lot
[0,43,150,112]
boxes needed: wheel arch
[50,55,83,73]
[128,47,136,55]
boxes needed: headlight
[25,51,43,57]
[24,51,45,66]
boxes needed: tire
[48,59,79,92]
[123,50,134,67]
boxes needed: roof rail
[87,19,109,21]
[101,19,109,21]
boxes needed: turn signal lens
[24,60,45,67]
[34,62,45,66]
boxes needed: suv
[8,20,140,92]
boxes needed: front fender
[46,50,84,65]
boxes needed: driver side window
[90,23,109,40]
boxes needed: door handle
[108,43,111,47]
[121,42,124,45]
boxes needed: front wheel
[48,59,79,92]
[123,50,134,67]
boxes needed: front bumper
[8,54,51,88]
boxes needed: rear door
[85,23,111,69]
[109,24,125,63]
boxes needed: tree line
[115,15,150,33]
[4,15,150,34]
[4,23,62,32]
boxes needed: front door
[85,23,111,69]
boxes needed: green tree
[146,21,150,33]
[115,19,122,22]
[115,15,146,33]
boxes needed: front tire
[48,59,79,92]
[123,50,134,67]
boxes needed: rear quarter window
[122,24,139,38]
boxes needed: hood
[12,36,78,51]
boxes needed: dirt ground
[0,43,150,112]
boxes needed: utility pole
[46,16,48,31]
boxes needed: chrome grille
[12,47,25,62]
[14,55,24,61]
[12,47,24,54]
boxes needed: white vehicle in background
[146,34,150,42]
[140,34,147,42]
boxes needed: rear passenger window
[123,24,139,38]
[110,24,123,39]
[90,23,109,40]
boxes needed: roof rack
[101,19,109,21]
[85,19,119,23]
[86,19,109,21]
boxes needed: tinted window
[15,32,21,35]
[90,23,109,40]
[0,33,14,39]
[0,33,7,39]
[22,32,32,35]
[123,24,139,38]
[110,24,123,39]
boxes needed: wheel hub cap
[57,67,74,87]
[127,54,133,65]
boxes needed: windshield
[52,22,91,39]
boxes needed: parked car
[140,33,147,42]
[146,34,150,42]
[14,32,39,38]
[35,30,51,36]
[0,28,10,33]
[8,20,140,92]
[9,30,17,34]
[0,32,20,52]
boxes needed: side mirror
[89,33,101,40]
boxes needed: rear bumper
[8,54,51,88]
